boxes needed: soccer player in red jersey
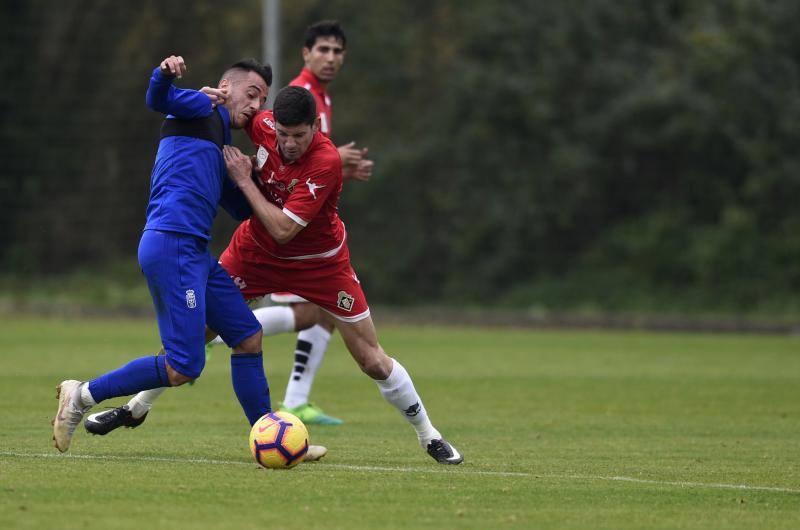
[222,86,462,464]
[289,20,373,180]
[248,20,373,425]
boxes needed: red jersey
[289,67,333,137]
[244,110,344,260]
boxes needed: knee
[291,302,320,331]
[234,329,263,353]
[358,349,392,380]
[166,362,195,386]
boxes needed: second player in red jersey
[290,66,333,137]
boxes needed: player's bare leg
[281,306,343,425]
[335,315,463,464]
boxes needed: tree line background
[1,0,799,316]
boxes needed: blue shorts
[138,229,261,379]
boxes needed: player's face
[222,71,268,129]
[303,36,346,84]
[276,117,320,162]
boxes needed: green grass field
[1,316,799,529]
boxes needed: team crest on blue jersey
[185,289,197,309]
[337,291,354,312]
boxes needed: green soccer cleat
[280,402,344,425]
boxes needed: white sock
[283,324,332,409]
[127,387,166,419]
[209,306,295,345]
[374,358,440,447]
[80,383,97,408]
[253,306,296,336]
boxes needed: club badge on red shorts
[337,291,355,312]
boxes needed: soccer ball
[249,411,309,469]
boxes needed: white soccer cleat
[303,444,328,462]
[52,380,90,453]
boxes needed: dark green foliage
[1,0,798,314]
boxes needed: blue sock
[88,355,169,404]
[231,352,271,426]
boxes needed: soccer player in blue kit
[52,55,274,453]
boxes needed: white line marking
[2,451,798,493]
[2,451,253,467]
[590,475,800,494]
[0,451,527,477]
[322,463,529,477]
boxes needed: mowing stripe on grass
[2,451,799,493]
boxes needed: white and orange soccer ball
[249,411,309,469]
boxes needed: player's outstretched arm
[145,55,213,119]
[223,146,303,244]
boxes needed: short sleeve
[246,111,275,145]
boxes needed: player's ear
[218,78,230,90]
[302,47,312,64]
[312,116,321,133]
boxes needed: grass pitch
[1,316,799,529]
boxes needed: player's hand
[223,146,253,187]
[337,141,368,166]
[159,55,187,79]
[200,86,228,107]
[343,158,374,182]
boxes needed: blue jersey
[143,67,251,240]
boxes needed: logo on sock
[337,291,355,311]
[185,289,196,309]
[404,402,421,417]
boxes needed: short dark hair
[222,58,272,87]
[273,86,316,126]
[304,20,346,49]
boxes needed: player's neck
[305,67,331,90]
